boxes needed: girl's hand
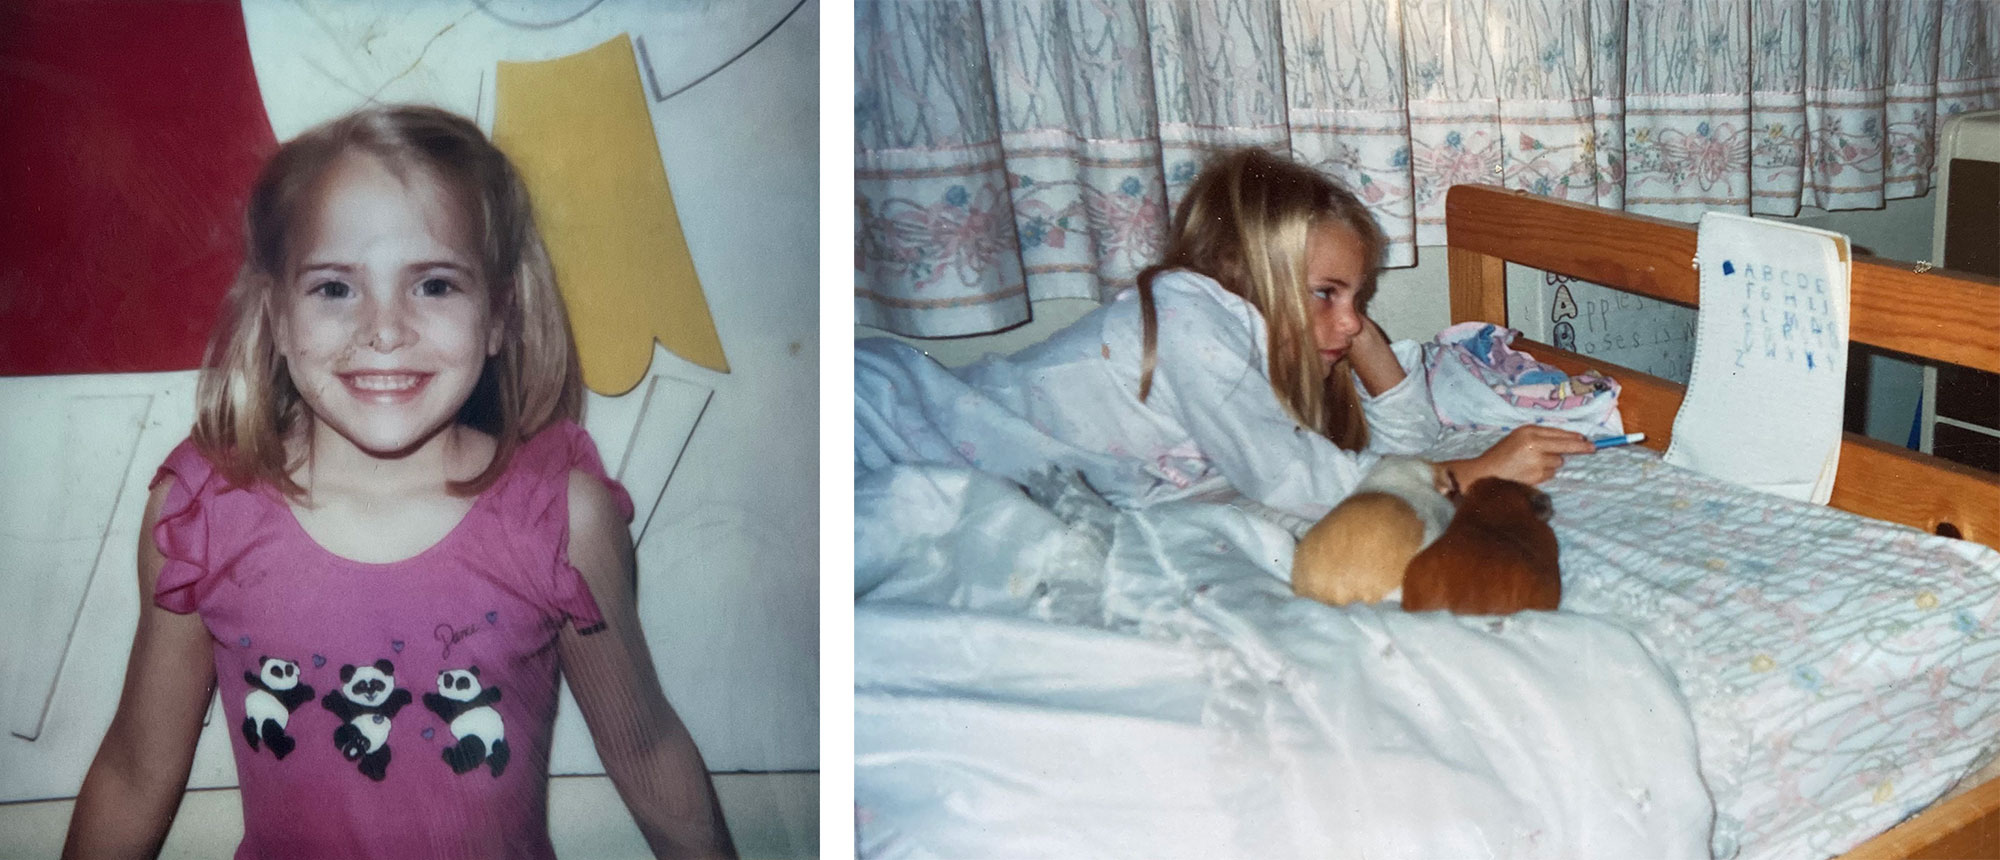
[1347,316,1405,396]
[1435,425,1594,488]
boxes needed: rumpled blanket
[854,463,1715,859]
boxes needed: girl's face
[1304,220,1369,368]
[273,153,501,459]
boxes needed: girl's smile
[274,152,500,461]
[338,371,434,402]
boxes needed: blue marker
[1592,432,1647,449]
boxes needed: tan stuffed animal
[1290,456,1455,606]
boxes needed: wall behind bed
[855,193,1936,448]
[0,1,818,856]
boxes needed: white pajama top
[855,269,1442,521]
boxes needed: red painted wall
[0,1,276,375]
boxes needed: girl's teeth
[351,374,419,391]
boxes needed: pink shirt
[152,421,632,860]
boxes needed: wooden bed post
[1446,246,1508,328]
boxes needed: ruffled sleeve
[503,420,634,634]
[151,440,220,614]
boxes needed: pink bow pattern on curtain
[855,0,2000,339]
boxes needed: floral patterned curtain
[855,0,2000,338]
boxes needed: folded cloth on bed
[1425,322,1624,435]
[855,463,1714,860]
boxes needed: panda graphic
[423,667,509,777]
[241,657,314,760]
[320,659,413,782]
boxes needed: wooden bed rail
[1444,184,2000,550]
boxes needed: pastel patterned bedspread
[1495,435,2000,859]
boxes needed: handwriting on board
[1719,258,1841,373]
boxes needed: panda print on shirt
[424,667,509,777]
[320,659,413,781]
[241,656,314,760]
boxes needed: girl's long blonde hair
[1135,147,1387,451]
[193,105,583,497]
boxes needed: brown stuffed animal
[1291,457,1455,607]
[1401,476,1561,615]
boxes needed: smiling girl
[856,147,1589,520]
[65,105,734,859]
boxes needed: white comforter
[854,464,1716,859]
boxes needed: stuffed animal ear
[1433,464,1463,501]
[375,659,395,674]
[340,664,357,682]
[469,666,480,677]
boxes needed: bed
[853,186,2000,859]
[1444,184,2000,859]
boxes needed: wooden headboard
[1443,184,2000,551]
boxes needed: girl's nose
[359,298,416,352]
[1335,305,1364,337]
[1318,302,1363,344]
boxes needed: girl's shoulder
[152,436,271,510]
[156,436,217,491]
[478,419,631,634]
[1109,268,1234,308]
[150,436,286,613]
[1149,268,1245,302]
[1122,268,1264,349]
[488,419,634,528]
[1128,269,1260,328]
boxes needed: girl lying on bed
[855,147,1594,522]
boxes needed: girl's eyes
[309,280,353,299]
[306,278,461,298]
[300,276,468,302]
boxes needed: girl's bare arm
[64,481,216,860]
[557,471,736,859]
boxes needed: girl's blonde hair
[1135,147,1387,450]
[193,104,583,497]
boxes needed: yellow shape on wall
[493,34,729,394]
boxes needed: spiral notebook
[1662,212,1852,503]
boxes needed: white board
[1663,213,1852,503]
